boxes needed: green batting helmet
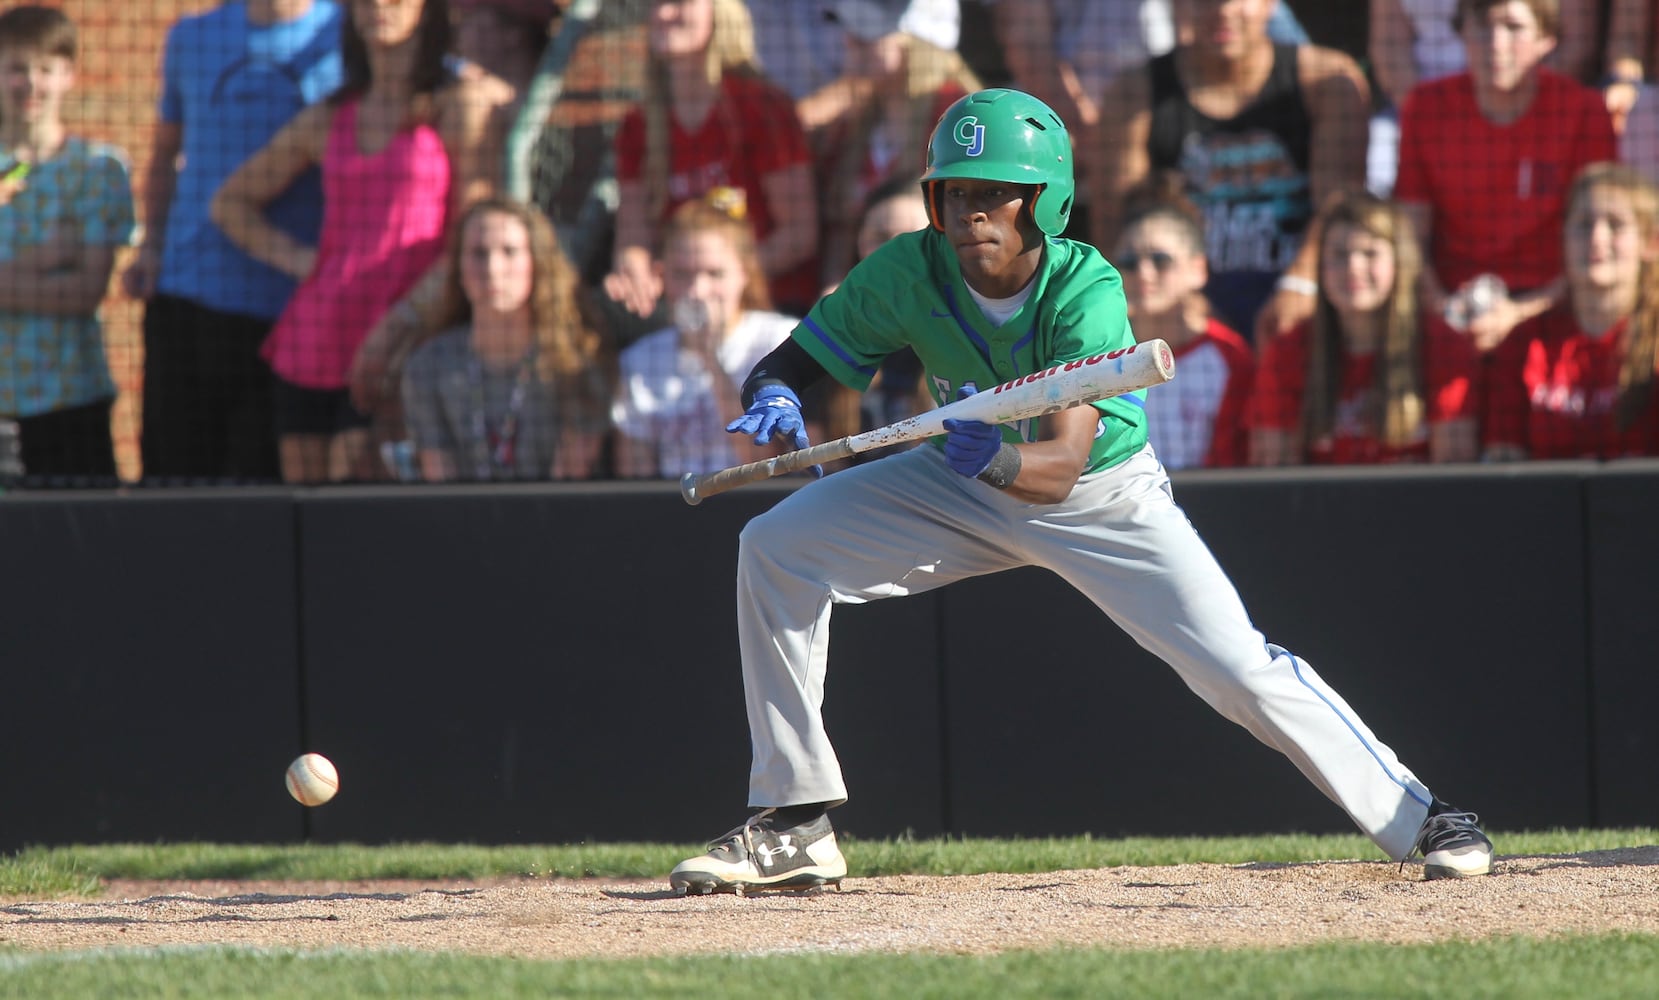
[921,88,1073,237]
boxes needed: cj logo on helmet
[954,116,986,157]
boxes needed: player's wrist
[976,443,1022,489]
[743,381,800,411]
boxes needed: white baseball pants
[736,443,1435,861]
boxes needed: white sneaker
[670,809,847,895]
[1415,804,1493,879]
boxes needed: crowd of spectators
[1,0,1656,489]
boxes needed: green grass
[3,828,1654,896]
[3,831,1656,999]
[4,935,1659,999]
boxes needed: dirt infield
[4,848,1658,959]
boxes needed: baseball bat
[680,338,1176,505]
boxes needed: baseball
[285,753,339,806]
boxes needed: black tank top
[1145,44,1313,335]
[1148,44,1311,175]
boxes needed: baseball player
[669,89,1493,895]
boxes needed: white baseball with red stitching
[285,753,339,806]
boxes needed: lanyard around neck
[466,353,535,480]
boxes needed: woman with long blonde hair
[815,11,980,289]
[603,0,819,332]
[399,197,610,481]
[1484,161,1659,459]
[1251,190,1479,464]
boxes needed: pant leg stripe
[1273,645,1432,809]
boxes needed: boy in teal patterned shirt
[0,5,136,481]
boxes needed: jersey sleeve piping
[799,315,879,379]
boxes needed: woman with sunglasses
[1111,174,1254,469]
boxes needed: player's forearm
[739,337,827,407]
[996,406,1096,504]
[999,438,1088,504]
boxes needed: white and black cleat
[669,809,848,896]
[1413,803,1494,880]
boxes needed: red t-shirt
[1483,305,1659,458]
[1143,319,1255,469]
[616,72,818,309]
[1251,317,1478,464]
[1394,69,1616,294]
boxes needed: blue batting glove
[726,385,812,450]
[941,386,1002,478]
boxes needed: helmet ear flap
[1026,183,1070,236]
[924,180,946,232]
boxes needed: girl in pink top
[264,100,449,393]
[214,0,508,483]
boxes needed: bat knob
[679,472,703,506]
[1156,339,1176,381]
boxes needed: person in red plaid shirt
[1251,191,1479,465]
[1393,0,1616,353]
[1484,162,1659,460]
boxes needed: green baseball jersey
[795,228,1148,473]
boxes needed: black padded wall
[1584,463,1659,826]
[6,461,1648,848]
[0,490,302,850]
[941,466,1595,840]
[293,483,943,845]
